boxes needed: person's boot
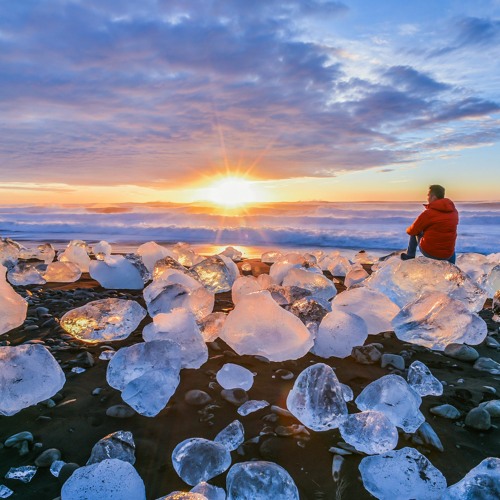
[400,253,415,261]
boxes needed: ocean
[0,201,498,258]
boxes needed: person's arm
[406,211,429,236]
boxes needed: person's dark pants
[407,233,456,264]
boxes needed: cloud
[0,2,498,189]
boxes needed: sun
[205,176,258,207]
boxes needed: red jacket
[406,198,459,259]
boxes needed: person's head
[428,184,445,203]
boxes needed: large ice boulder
[107,340,181,417]
[60,298,147,343]
[442,457,500,499]
[282,268,337,301]
[456,253,493,282]
[331,288,400,335]
[43,261,81,283]
[61,459,146,499]
[365,257,487,312]
[172,438,231,486]
[269,253,308,285]
[231,275,263,304]
[220,290,313,362]
[355,374,424,433]
[226,461,299,500]
[392,291,487,351]
[144,269,214,320]
[484,264,500,298]
[286,363,347,431]
[359,447,447,500]
[137,241,176,273]
[0,344,65,416]
[143,309,208,369]
[89,255,148,290]
[311,310,368,359]
[0,265,28,335]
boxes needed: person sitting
[401,184,458,264]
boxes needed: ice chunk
[144,269,214,320]
[214,420,245,451]
[484,264,500,298]
[220,290,313,362]
[87,431,136,465]
[286,363,347,431]
[172,243,203,267]
[261,250,283,263]
[107,340,181,391]
[331,288,399,335]
[191,482,225,500]
[392,292,487,351]
[157,492,206,499]
[269,253,307,285]
[366,257,487,312]
[216,364,254,391]
[344,264,369,288]
[0,484,13,497]
[339,411,398,454]
[189,256,237,293]
[61,458,146,499]
[143,309,208,369]
[231,276,262,304]
[267,285,311,306]
[106,340,181,417]
[282,268,336,301]
[442,457,500,499]
[43,261,81,283]
[288,297,331,335]
[58,242,91,272]
[172,438,231,486]
[359,447,446,500]
[92,240,112,259]
[407,360,443,397]
[226,461,299,500]
[0,265,28,335]
[456,253,493,283]
[89,255,146,290]
[237,400,270,416]
[0,344,65,416]
[137,241,176,273]
[198,312,226,342]
[153,256,188,280]
[0,238,22,267]
[7,261,46,286]
[5,465,37,483]
[60,298,147,343]
[312,310,368,359]
[355,374,424,433]
[219,246,242,261]
[19,243,56,264]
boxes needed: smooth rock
[35,448,62,467]
[351,345,382,364]
[185,390,212,406]
[444,344,479,362]
[473,357,500,375]
[430,404,461,419]
[106,404,136,419]
[381,354,405,370]
[465,407,491,430]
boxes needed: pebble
[444,344,479,362]
[430,404,461,419]
[351,345,382,364]
[75,351,94,367]
[381,354,405,370]
[58,463,80,484]
[473,357,500,375]
[270,405,294,418]
[485,337,500,349]
[184,390,213,406]
[106,405,136,418]
[328,446,353,456]
[4,430,30,446]
[23,324,40,331]
[465,407,491,430]
[35,448,62,467]
[275,369,294,380]
[478,400,500,417]
[92,388,103,396]
[221,388,249,406]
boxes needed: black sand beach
[0,259,499,499]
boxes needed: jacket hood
[424,198,456,213]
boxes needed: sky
[0,0,499,204]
